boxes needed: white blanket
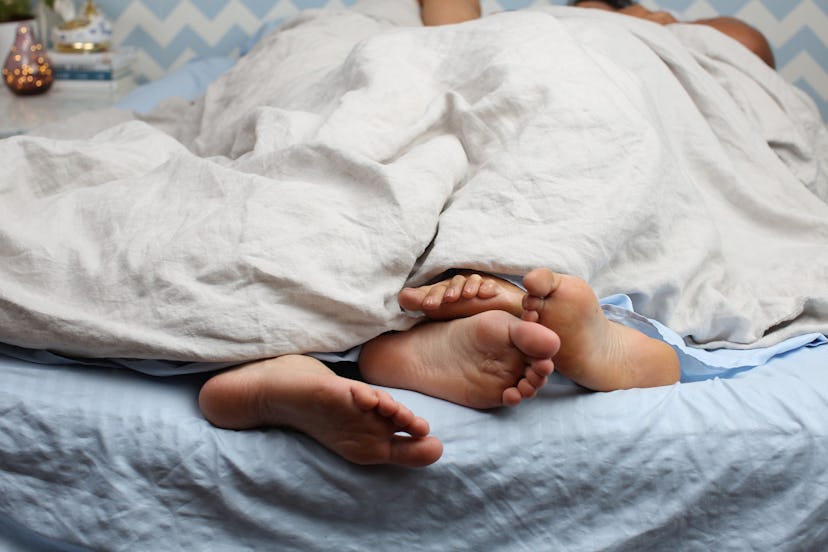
[1,2,827,362]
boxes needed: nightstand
[0,86,130,138]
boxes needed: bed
[2,1,828,550]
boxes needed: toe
[523,369,547,389]
[398,287,426,311]
[478,278,499,298]
[390,402,415,428]
[374,389,402,417]
[522,268,559,298]
[522,295,545,312]
[510,320,561,359]
[401,415,431,437]
[529,358,555,378]
[502,387,523,406]
[445,275,466,301]
[350,384,381,411]
[462,274,483,298]
[424,284,448,309]
[389,435,443,467]
[519,376,545,397]
[521,309,540,323]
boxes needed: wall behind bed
[92,0,827,120]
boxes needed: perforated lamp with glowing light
[2,21,53,95]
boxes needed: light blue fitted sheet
[1,336,827,551]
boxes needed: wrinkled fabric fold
[1,5,827,362]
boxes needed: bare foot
[198,355,443,467]
[399,271,524,319]
[521,268,680,390]
[359,310,560,409]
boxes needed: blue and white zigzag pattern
[95,0,827,120]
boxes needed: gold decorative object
[52,0,112,53]
[3,21,53,95]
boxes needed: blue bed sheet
[1,334,826,551]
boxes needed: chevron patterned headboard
[92,0,827,120]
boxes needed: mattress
[1,338,827,551]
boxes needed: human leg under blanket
[387,269,680,392]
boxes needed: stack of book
[48,48,137,96]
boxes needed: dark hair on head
[569,0,636,7]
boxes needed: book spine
[47,49,137,72]
[55,77,132,86]
[52,63,118,71]
[53,70,130,81]
[52,75,136,93]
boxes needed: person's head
[570,0,635,10]
[571,2,678,25]
[695,17,775,68]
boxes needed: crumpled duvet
[1,1,827,362]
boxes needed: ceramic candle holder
[52,0,113,53]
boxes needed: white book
[53,67,133,81]
[48,48,137,72]
[51,74,137,96]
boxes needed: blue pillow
[117,18,286,114]
[116,56,236,113]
